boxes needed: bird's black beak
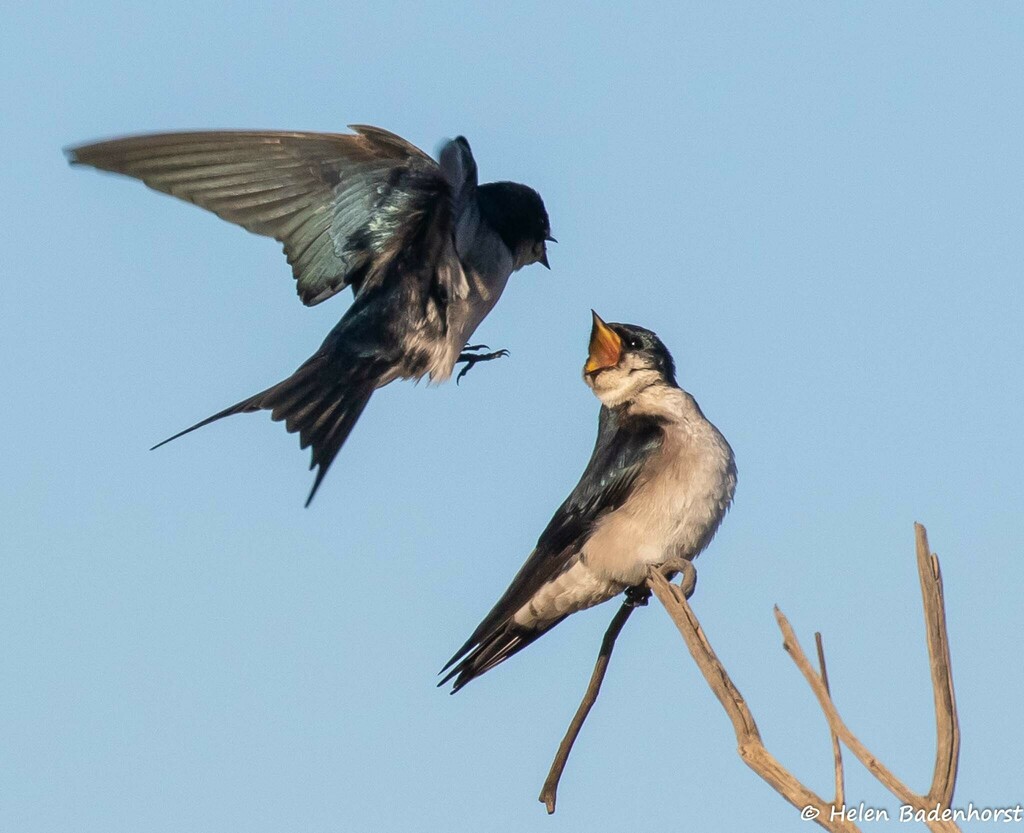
[585,311,623,374]
[539,235,556,269]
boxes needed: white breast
[511,388,736,630]
[583,390,736,586]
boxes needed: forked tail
[152,352,376,506]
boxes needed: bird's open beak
[585,311,623,374]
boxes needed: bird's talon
[624,585,651,608]
[455,346,511,384]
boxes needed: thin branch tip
[539,600,635,814]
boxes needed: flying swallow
[441,312,736,691]
[67,127,553,505]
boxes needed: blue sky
[3,2,1022,831]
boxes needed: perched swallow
[441,312,736,692]
[67,127,553,504]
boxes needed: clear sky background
[3,2,1022,831]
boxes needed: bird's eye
[628,338,640,349]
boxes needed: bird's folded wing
[443,408,666,671]
[67,126,448,306]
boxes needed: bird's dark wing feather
[438,136,478,215]
[441,407,665,690]
[67,126,456,306]
[148,183,459,506]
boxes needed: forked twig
[535,523,960,832]
[648,570,856,832]
[773,524,960,832]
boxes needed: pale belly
[512,559,621,628]
[583,469,729,586]
[512,425,735,629]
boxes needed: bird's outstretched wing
[441,407,665,690]
[67,126,454,306]
[145,173,463,506]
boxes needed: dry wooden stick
[775,609,959,833]
[815,632,845,807]
[648,570,860,833]
[771,524,960,831]
[914,523,960,807]
[538,599,636,814]
[539,563,698,814]
[536,523,959,832]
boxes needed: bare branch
[533,523,959,832]
[539,600,636,814]
[815,632,845,807]
[769,524,960,831]
[540,562,697,813]
[915,523,960,806]
[775,608,960,833]
[647,570,860,833]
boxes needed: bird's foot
[455,344,510,384]
[624,584,651,608]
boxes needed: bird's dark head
[477,181,554,271]
[583,311,678,406]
